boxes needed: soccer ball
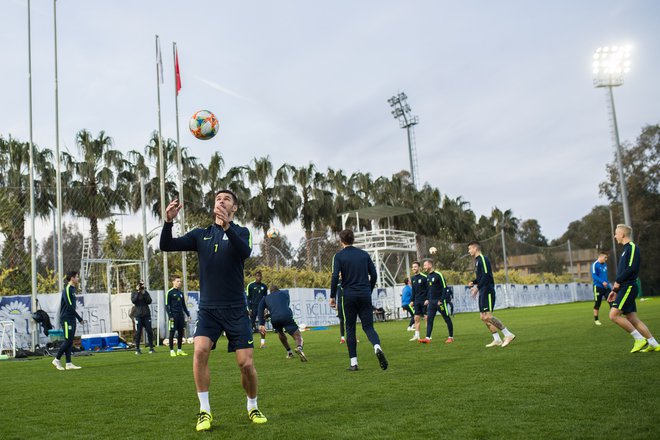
[187,337,195,344]
[266,228,280,239]
[429,246,437,255]
[189,110,219,140]
[162,338,169,346]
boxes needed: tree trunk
[305,229,312,268]
[90,216,99,258]
[263,227,272,267]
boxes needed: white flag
[156,35,164,84]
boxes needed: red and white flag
[175,48,182,95]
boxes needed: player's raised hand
[165,199,182,222]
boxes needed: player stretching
[591,250,611,325]
[467,241,516,348]
[607,224,659,353]
[160,191,267,432]
[419,259,454,344]
[257,285,307,361]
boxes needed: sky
[2,0,659,248]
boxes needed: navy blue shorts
[478,290,495,313]
[413,301,427,316]
[272,317,299,335]
[195,306,254,352]
[612,284,637,314]
[593,286,609,309]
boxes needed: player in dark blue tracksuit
[607,224,659,352]
[160,190,267,431]
[591,250,611,325]
[330,229,388,371]
[52,271,84,370]
[246,271,268,347]
[409,261,428,341]
[419,259,453,343]
[257,286,307,361]
[166,277,191,356]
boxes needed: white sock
[647,337,658,347]
[630,330,644,340]
[198,392,210,413]
[177,348,182,353]
[492,332,502,342]
[350,357,358,367]
[373,344,381,353]
[260,338,265,345]
[66,362,74,366]
[414,331,419,338]
[170,350,175,354]
[502,328,513,338]
[247,396,258,412]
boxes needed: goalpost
[0,320,16,359]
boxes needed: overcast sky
[2,0,658,246]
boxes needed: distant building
[506,249,599,282]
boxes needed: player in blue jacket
[591,250,611,325]
[257,286,307,361]
[401,278,414,331]
[607,224,659,353]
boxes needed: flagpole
[53,0,64,291]
[173,42,188,297]
[28,0,39,351]
[156,34,168,345]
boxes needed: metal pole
[567,239,575,279]
[27,0,39,350]
[156,35,168,344]
[106,263,112,331]
[500,229,509,286]
[406,126,416,188]
[607,85,632,232]
[53,0,64,288]
[173,42,188,296]
[140,177,150,290]
[609,206,618,269]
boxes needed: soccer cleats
[177,350,188,356]
[445,337,454,344]
[248,408,267,424]
[196,411,213,432]
[485,340,502,347]
[418,337,431,344]
[65,363,82,370]
[639,344,660,353]
[501,335,516,347]
[594,320,602,326]
[631,339,648,353]
[376,348,388,370]
[51,359,65,371]
[295,346,308,362]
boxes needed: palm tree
[244,157,300,266]
[62,130,132,258]
[199,152,250,226]
[326,167,363,232]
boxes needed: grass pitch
[2,300,660,440]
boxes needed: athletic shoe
[346,365,359,371]
[260,344,266,349]
[195,411,213,432]
[340,338,346,344]
[135,350,142,355]
[170,351,177,357]
[376,348,388,370]
[286,352,294,359]
[640,344,660,353]
[407,326,415,331]
[52,359,65,371]
[295,346,308,362]
[631,339,648,353]
[501,335,516,347]
[65,363,82,370]
[248,408,267,424]
[594,320,602,326]
[419,337,431,344]
[485,340,502,347]
[445,337,454,344]
[177,350,188,356]
[149,349,155,354]
[409,336,419,342]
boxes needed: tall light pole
[388,92,420,188]
[592,45,632,230]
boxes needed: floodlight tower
[388,92,420,189]
[592,45,632,229]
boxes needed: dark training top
[166,288,190,318]
[330,246,377,299]
[257,290,293,325]
[472,254,495,292]
[160,221,252,308]
[246,281,268,309]
[59,283,82,322]
[411,273,428,302]
[426,270,448,300]
[615,242,640,288]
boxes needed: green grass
[2,301,660,440]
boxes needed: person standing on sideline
[52,271,84,371]
[166,277,191,357]
[247,271,268,348]
[607,224,659,353]
[131,279,155,354]
[401,278,415,331]
[409,261,428,341]
[419,259,454,344]
[467,241,516,348]
[335,283,346,344]
[257,285,307,361]
[160,191,267,432]
[330,229,388,371]
[591,250,611,326]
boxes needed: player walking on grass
[409,261,428,341]
[166,277,191,357]
[330,229,388,371]
[591,250,611,326]
[467,241,516,348]
[52,271,84,371]
[257,285,307,361]
[607,224,660,353]
[160,190,267,432]
[419,259,454,344]
[401,278,415,331]
[247,271,268,348]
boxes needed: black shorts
[272,317,299,336]
[593,286,609,309]
[413,301,427,316]
[195,306,254,352]
[169,314,186,333]
[478,290,495,313]
[612,284,637,314]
